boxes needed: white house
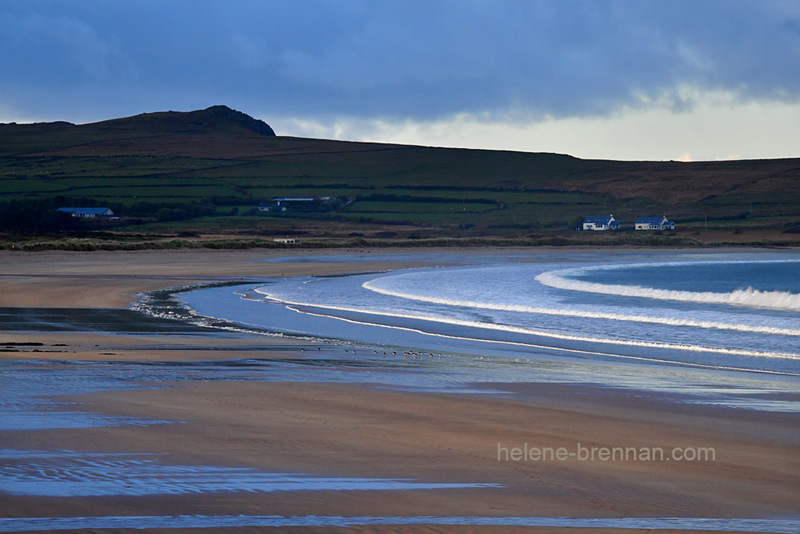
[582,215,621,231]
[635,216,675,230]
[56,207,115,219]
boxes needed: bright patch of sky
[272,89,800,161]
[1,0,798,161]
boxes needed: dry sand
[1,248,798,533]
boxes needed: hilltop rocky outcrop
[1,105,276,138]
[89,105,276,136]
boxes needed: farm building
[56,207,115,219]
[258,197,317,212]
[635,216,675,230]
[581,215,621,231]
[258,196,341,213]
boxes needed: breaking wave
[256,287,800,361]
[535,262,800,312]
[361,278,800,337]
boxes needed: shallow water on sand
[0,450,496,497]
[0,514,797,532]
[0,360,173,430]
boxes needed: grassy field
[1,106,799,247]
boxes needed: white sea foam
[255,287,800,361]
[535,260,800,312]
[361,278,800,337]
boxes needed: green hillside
[1,105,799,247]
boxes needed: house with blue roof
[581,215,621,231]
[56,207,115,219]
[635,216,675,230]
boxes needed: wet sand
[0,248,437,308]
[1,249,798,533]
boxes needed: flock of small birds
[300,346,445,359]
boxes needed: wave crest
[259,285,800,361]
[362,278,800,337]
[535,268,800,312]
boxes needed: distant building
[258,197,318,212]
[635,216,675,230]
[258,196,343,213]
[581,215,621,231]
[273,238,298,244]
[56,207,115,219]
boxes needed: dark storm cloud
[1,0,798,122]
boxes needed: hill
[0,105,274,157]
[1,106,799,247]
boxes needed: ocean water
[178,252,800,409]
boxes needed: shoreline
[1,248,799,531]
[1,245,796,309]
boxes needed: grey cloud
[1,0,798,123]
[0,11,135,83]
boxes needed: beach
[1,248,798,533]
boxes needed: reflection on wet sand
[0,450,497,497]
[2,250,799,532]
[1,514,798,533]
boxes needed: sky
[1,0,799,161]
